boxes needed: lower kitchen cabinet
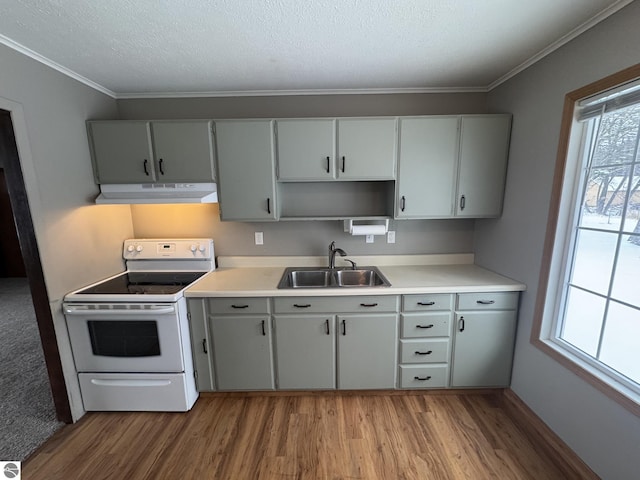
[210,315,275,390]
[337,314,398,389]
[187,290,519,393]
[187,299,215,391]
[273,315,336,389]
[451,292,518,387]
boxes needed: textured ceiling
[0,0,632,97]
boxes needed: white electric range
[63,238,214,412]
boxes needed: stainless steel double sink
[277,266,391,289]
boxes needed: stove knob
[198,244,206,252]
[135,245,143,252]
[190,244,197,252]
[126,245,135,252]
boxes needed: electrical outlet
[365,234,374,243]
[387,231,396,244]
[254,232,264,245]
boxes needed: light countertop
[185,257,526,298]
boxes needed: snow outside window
[552,84,640,396]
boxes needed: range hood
[95,183,218,204]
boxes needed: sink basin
[277,266,391,289]
[287,269,332,288]
[335,269,388,287]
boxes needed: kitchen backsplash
[130,204,475,257]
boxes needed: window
[534,65,640,414]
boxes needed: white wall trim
[0,34,117,99]
[487,0,636,91]
[114,86,488,99]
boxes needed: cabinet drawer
[208,297,270,315]
[402,294,453,311]
[399,365,449,389]
[401,312,452,338]
[273,295,398,314]
[400,339,450,364]
[456,292,519,311]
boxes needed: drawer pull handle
[417,301,435,306]
[231,304,249,309]
[416,324,434,329]
[477,300,496,305]
[414,376,432,381]
[341,156,346,173]
[261,320,266,336]
[325,318,330,335]
[326,156,330,173]
[143,159,150,176]
[202,338,208,354]
[360,303,378,307]
[294,304,311,308]
[401,195,406,212]
[159,158,165,175]
[459,316,465,332]
[415,350,433,356]
[342,319,347,336]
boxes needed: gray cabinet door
[450,310,516,387]
[337,314,398,389]
[187,299,215,391]
[88,121,155,183]
[456,115,512,217]
[396,117,459,218]
[215,120,278,221]
[276,119,336,180]
[336,118,397,180]
[151,121,215,182]
[210,315,275,390]
[274,315,336,389]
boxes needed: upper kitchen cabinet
[456,115,512,218]
[395,116,460,218]
[275,119,336,180]
[87,120,215,184]
[214,120,278,221]
[336,118,397,180]
[275,117,397,181]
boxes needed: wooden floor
[24,391,595,480]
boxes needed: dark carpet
[0,278,64,461]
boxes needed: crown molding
[114,86,488,99]
[487,0,636,91]
[0,34,117,98]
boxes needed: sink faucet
[328,241,347,269]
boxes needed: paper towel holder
[343,218,390,236]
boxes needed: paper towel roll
[350,225,387,236]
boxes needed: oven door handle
[63,304,177,315]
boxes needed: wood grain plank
[23,391,599,480]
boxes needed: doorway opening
[0,109,71,425]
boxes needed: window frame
[532,63,640,417]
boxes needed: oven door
[64,303,185,373]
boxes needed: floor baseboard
[501,389,600,480]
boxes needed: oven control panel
[123,239,214,260]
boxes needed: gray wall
[120,93,488,256]
[476,2,640,478]
[0,44,133,420]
